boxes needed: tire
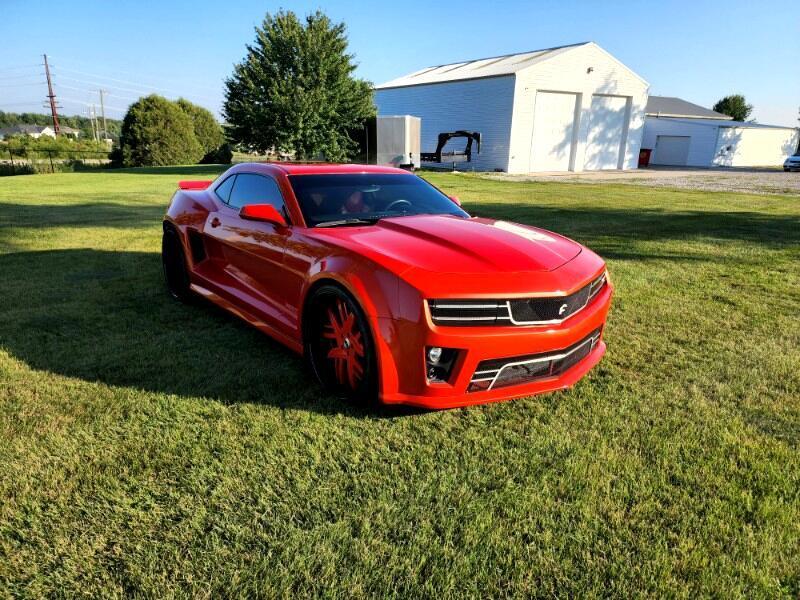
[785,168,790,172]
[161,226,193,302]
[305,285,378,404]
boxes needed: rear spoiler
[178,180,213,190]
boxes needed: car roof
[239,162,412,176]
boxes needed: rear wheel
[162,226,193,302]
[306,285,378,404]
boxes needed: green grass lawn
[1,166,798,597]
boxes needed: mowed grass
[1,166,799,597]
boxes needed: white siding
[508,43,647,173]
[642,118,719,166]
[713,127,800,167]
[375,76,515,172]
[643,117,800,167]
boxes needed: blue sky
[1,0,797,126]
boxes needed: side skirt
[190,282,304,355]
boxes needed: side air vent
[187,229,207,264]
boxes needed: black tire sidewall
[305,284,379,405]
[162,227,192,302]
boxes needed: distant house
[642,96,799,167]
[0,124,56,140]
[59,126,81,139]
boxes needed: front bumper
[375,281,612,409]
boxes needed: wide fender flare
[300,254,401,321]
[299,256,411,396]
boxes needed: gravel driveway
[482,167,800,196]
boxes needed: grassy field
[1,166,798,597]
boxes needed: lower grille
[468,328,602,392]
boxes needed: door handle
[210,217,221,228]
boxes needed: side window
[214,175,236,203]
[228,174,285,212]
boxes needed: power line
[0,64,40,73]
[0,82,45,88]
[58,97,128,113]
[52,65,220,98]
[0,73,45,81]
[55,82,138,102]
[52,72,218,106]
[51,58,220,95]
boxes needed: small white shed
[644,117,800,167]
[374,42,649,173]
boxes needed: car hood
[311,214,583,276]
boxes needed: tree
[713,95,753,122]
[176,98,224,156]
[120,95,203,167]
[223,10,375,161]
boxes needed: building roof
[59,125,80,134]
[645,96,732,120]
[0,124,53,135]
[651,117,797,130]
[376,42,594,89]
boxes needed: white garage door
[583,95,628,170]
[653,135,691,166]
[530,91,578,172]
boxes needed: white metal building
[643,96,800,167]
[374,42,649,173]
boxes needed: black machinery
[420,130,482,163]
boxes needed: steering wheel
[385,199,413,212]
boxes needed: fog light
[427,346,443,364]
[425,347,460,383]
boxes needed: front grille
[429,272,606,327]
[468,327,602,392]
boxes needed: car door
[204,172,292,332]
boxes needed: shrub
[200,143,233,165]
[120,95,203,167]
[176,98,224,157]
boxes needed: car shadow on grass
[0,249,421,418]
[0,202,167,231]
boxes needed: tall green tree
[176,98,224,155]
[120,95,203,167]
[223,10,375,161]
[713,95,753,122]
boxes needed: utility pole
[88,106,97,142]
[43,53,60,136]
[98,89,108,141]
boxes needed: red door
[203,173,293,335]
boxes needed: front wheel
[305,285,378,404]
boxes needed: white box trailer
[376,115,421,168]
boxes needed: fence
[1,148,112,176]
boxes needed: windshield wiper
[315,218,379,228]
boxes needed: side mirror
[239,203,287,227]
[449,195,462,206]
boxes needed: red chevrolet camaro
[162,162,612,409]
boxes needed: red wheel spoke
[322,297,365,389]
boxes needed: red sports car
[162,163,611,409]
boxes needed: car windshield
[288,173,469,227]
